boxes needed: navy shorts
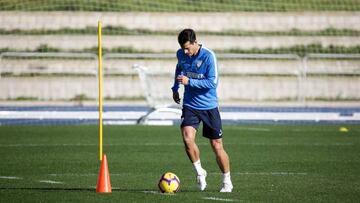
[181,106,223,139]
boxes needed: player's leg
[201,107,233,192]
[181,107,207,191]
[210,138,230,173]
[181,126,199,162]
[210,138,233,192]
[181,126,207,191]
[200,107,228,172]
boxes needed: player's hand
[173,91,181,104]
[177,75,189,85]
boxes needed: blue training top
[171,45,219,110]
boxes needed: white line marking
[0,176,22,180]
[0,143,183,147]
[211,172,307,176]
[48,173,133,177]
[202,197,239,202]
[142,190,160,194]
[39,180,63,184]
[0,142,354,147]
[236,172,307,176]
[231,127,271,131]
[49,173,98,177]
[230,143,354,146]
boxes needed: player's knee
[182,127,195,141]
[211,139,224,152]
[181,135,192,148]
[182,134,194,146]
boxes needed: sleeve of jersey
[188,56,218,89]
[171,63,182,92]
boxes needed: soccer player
[171,28,233,192]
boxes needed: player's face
[181,41,198,57]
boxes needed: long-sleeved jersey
[171,45,219,110]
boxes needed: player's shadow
[0,187,203,193]
[0,187,95,192]
[0,187,144,192]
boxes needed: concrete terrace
[1,11,359,103]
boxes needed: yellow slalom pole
[98,21,103,161]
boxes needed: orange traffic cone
[96,154,112,193]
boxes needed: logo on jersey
[196,60,203,68]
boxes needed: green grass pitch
[0,124,359,202]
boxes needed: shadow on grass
[0,187,202,193]
[0,187,141,192]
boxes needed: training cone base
[96,154,112,193]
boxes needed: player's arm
[172,63,182,104]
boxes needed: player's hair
[178,28,197,46]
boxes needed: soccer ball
[158,172,180,193]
